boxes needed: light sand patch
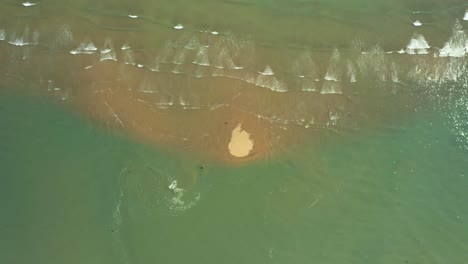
[228,124,254,158]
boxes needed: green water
[1,92,467,263]
[1,0,468,263]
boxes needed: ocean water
[1,0,468,263]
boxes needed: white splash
[121,43,131,50]
[390,62,400,83]
[183,36,200,50]
[406,33,430,54]
[0,29,5,41]
[347,60,357,83]
[174,24,184,30]
[54,24,74,48]
[464,10,468,21]
[100,38,117,61]
[22,47,31,60]
[324,49,342,81]
[166,180,201,213]
[159,40,175,63]
[210,31,219,35]
[22,2,36,7]
[172,64,185,74]
[8,33,28,46]
[255,74,287,92]
[172,48,188,65]
[31,30,39,45]
[439,21,467,58]
[320,81,342,94]
[149,57,161,72]
[292,51,318,87]
[138,75,157,93]
[192,65,209,78]
[413,20,422,27]
[212,46,236,69]
[298,77,317,92]
[122,49,136,65]
[128,15,138,19]
[328,111,340,126]
[156,96,174,108]
[70,41,98,54]
[192,45,210,66]
[258,65,275,76]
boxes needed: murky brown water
[1,0,467,162]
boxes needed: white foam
[55,24,74,47]
[216,36,249,70]
[320,81,342,94]
[122,49,136,65]
[439,42,466,57]
[22,2,36,6]
[299,77,317,92]
[324,49,342,81]
[100,38,117,61]
[121,43,131,50]
[156,96,174,108]
[159,41,175,63]
[178,97,188,106]
[191,65,208,78]
[390,62,399,83]
[192,45,210,66]
[8,34,28,46]
[172,64,185,74]
[128,15,138,19]
[172,48,188,65]
[258,65,274,76]
[149,57,161,72]
[464,10,468,21]
[168,180,178,190]
[328,111,340,126]
[292,51,318,83]
[406,33,430,54]
[184,36,200,50]
[413,20,422,27]
[31,30,39,45]
[0,29,6,41]
[211,67,225,77]
[210,31,219,35]
[347,60,357,83]
[439,21,467,58]
[174,24,184,30]
[70,41,98,55]
[255,74,287,92]
[8,27,36,46]
[22,47,31,60]
[138,77,157,94]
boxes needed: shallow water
[1,0,468,263]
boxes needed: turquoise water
[1,91,467,263]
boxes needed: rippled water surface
[1,0,468,263]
